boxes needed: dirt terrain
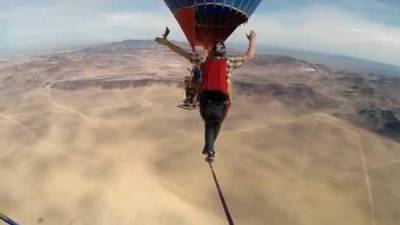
[0,40,399,225]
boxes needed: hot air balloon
[163,0,262,50]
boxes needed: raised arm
[155,37,194,61]
[243,30,256,63]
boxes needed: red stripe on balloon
[174,7,196,50]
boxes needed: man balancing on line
[155,30,256,161]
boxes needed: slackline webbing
[208,162,235,225]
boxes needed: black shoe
[205,151,215,162]
[202,147,208,155]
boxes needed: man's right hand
[243,30,256,62]
[155,37,169,46]
[246,30,256,41]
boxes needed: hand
[155,37,168,46]
[246,30,256,41]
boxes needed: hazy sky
[1,0,399,66]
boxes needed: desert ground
[0,41,399,225]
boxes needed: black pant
[200,91,228,153]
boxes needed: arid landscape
[0,40,399,225]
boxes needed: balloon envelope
[164,0,262,50]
